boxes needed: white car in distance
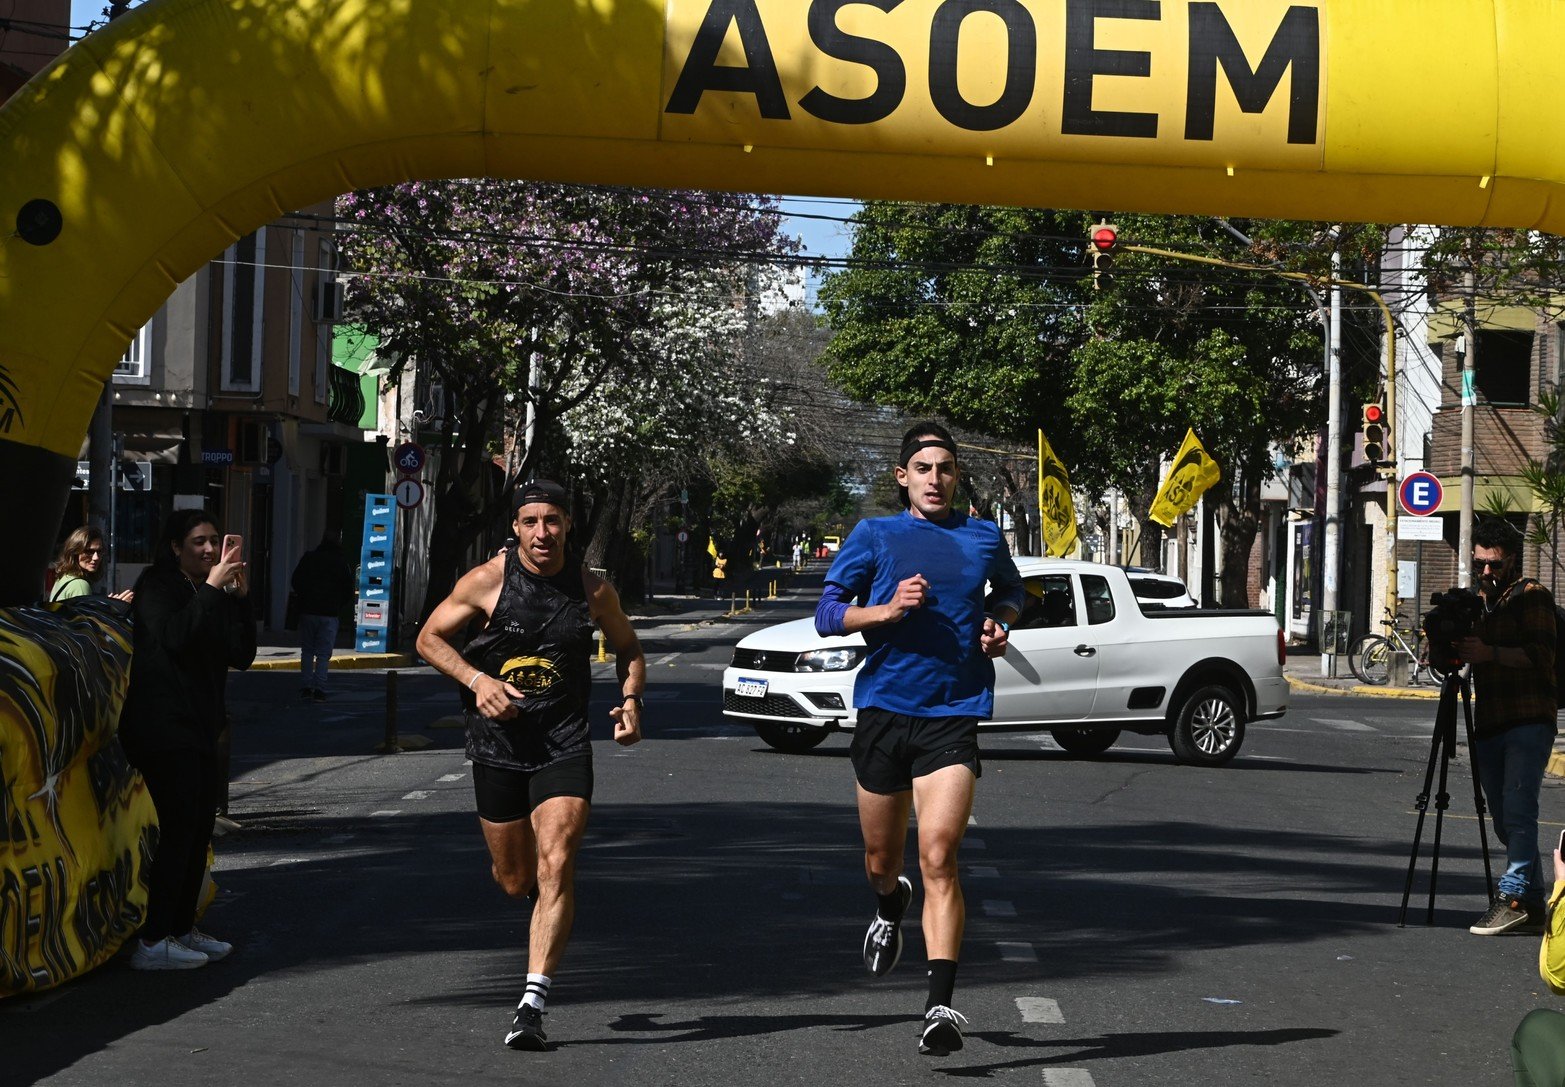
[721,559,1287,766]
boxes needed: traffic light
[1089,221,1118,290]
[1361,403,1387,464]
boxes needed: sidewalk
[1282,645,1439,701]
[248,563,816,673]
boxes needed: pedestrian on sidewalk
[1456,518,1557,937]
[290,530,354,702]
[814,421,1023,1057]
[119,510,255,971]
[416,479,646,1052]
[46,525,133,603]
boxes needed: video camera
[1422,586,1484,668]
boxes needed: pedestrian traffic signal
[1090,222,1118,290]
[1361,403,1387,464]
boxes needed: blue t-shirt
[819,511,1022,718]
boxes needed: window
[221,228,266,393]
[1018,575,1077,629]
[1474,329,1532,406]
[1081,575,1115,624]
[114,322,152,385]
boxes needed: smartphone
[221,534,243,563]
[1558,828,1565,855]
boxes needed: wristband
[988,615,1010,633]
[467,671,484,691]
[623,693,644,706]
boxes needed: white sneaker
[130,937,209,971]
[180,928,233,961]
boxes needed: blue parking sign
[1399,471,1443,516]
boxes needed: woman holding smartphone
[119,509,255,970]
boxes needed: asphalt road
[6,593,1563,1087]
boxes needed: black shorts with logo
[850,707,981,795]
[472,755,594,822]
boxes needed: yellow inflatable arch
[2,0,1564,998]
[2,0,1565,598]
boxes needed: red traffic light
[1362,403,1385,426]
[1091,225,1118,252]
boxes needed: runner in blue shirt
[815,421,1024,1057]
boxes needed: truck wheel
[755,721,829,754]
[1169,684,1245,766]
[1049,728,1120,756]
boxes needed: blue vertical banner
[356,494,395,652]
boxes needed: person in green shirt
[48,525,132,603]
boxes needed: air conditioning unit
[235,419,268,464]
[313,278,344,324]
[319,443,346,476]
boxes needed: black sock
[876,884,906,920]
[926,960,958,1011]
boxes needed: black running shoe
[919,1005,968,1056]
[863,875,912,977]
[504,1003,547,1050]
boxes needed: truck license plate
[735,676,768,698]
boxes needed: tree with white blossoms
[554,266,836,598]
[338,180,806,613]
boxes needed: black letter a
[666,0,790,120]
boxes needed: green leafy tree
[820,204,1336,603]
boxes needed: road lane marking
[996,941,1037,962]
[402,790,431,800]
[982,900,1016,917]
[652,652,679,666]
[370,810,402,817]
[437,773,465,783]
[1016,996,1063,1023]
[1309,716,1375,731]
[1043,1072,1096,1086]
[968,866,1000,879]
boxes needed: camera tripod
[1398,666,1494,926]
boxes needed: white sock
[522,973,551,1011]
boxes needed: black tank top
[461,548,594,771]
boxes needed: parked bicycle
[1347,610,1449,686]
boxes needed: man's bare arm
[416,559,524,719]
[588,572,645,746]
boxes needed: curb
[250,653,414,672]
[1284,674,1439,699]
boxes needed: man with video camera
[1455,519,1558,936]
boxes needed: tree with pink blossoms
[337,181,805,615]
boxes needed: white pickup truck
[721,558,1288,766]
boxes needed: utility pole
[1458,264,1478,587]
[1321,242,1343,671]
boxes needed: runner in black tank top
[416,479,646,1053]
[461,547,594,772]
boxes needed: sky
[66,2,860,302]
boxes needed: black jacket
[291,544,355,617]
[119,564,256,755]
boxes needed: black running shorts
[850,707,981,795]
[472,755,594,822]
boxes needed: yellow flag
[1149,429,1222,527]
[706,536,719,560]
[1037,429,1078,557]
